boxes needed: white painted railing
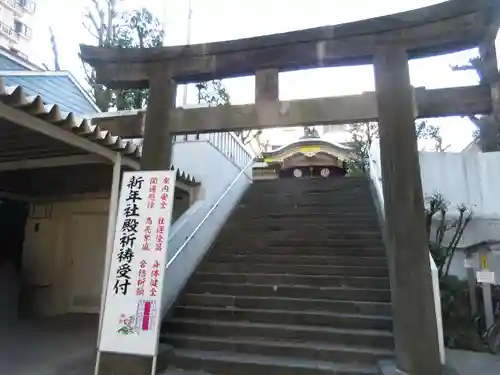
[162,132,255,316]
[173,132,254,175]
[368,141,445,365]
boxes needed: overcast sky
[31,0,500,150]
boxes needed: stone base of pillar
[378,360,459,375]
[97,344,171,375]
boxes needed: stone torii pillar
[141,64,178,170]
[478,26,500,152]
[98,66,176,375]
[374,45,442,375]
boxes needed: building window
[14,20,32,38]
[16,0,36,13]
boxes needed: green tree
[452,54,500,151]
[112,8,164,110]
[347,121,446,173]
[195,80,231,107]
[82,1,236,116]
[195,80,261,145]
[347,122,378,172]
[81,0,119,111]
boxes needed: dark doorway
[0,199,29,322]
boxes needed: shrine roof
[262,138,352,158]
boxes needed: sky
[30,0,500,151]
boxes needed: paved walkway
[1,317,498,375]
[447,349,500,375]
[0,314,97,375]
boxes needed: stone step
[200,262,389,277]
[252,178,368,186]
[207,254,387,267]
[220,226,382,237]
[218,233,383,243]
[250,179,369,187]
[162,368,211,375]
[163,335,394,365]
[249,181,369,190]
[235,205,376,214]
[240,193,374,202]
[214,238,385,248]
[191,273,391,289]
[238,195,375,202]
[186,283,391,303]
[225,220,381,230]
[210,246,387,257]
[163,319,395,349]
[242,190,373,198]
[180,293,393,315]
[162,176,392,375]
[167,349,379,375]
[173,306,393,331]
[232,211,380,220]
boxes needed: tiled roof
[0,78,198,186]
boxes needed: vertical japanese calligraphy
[160,176,170,209]
[136,260,147,296]
[114,176,143,295]
[150,260,160,297]
[147,177,158,209]
[155,217,165,252]
[100,171,176,357]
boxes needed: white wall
[163,133,254,316]
[369,142,500,278]
[0,2,35,56]
[419,152,500,220]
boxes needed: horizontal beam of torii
[91,85,491,137]
[80,0,499,87]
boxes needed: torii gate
[81,1,500,374]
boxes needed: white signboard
[99,171,176,356]
[477,270,496,285]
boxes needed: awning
[0,79,198,200]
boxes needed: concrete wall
[369,142,500,279]
[21,132,254,317]
[163,132,254,315]
[22,198,109,316]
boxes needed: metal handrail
[165,157,254,269]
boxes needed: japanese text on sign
[99,170,176,357]
[114,176,143,296]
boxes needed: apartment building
[0,0,36,59]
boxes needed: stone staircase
[161,177,394,375]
